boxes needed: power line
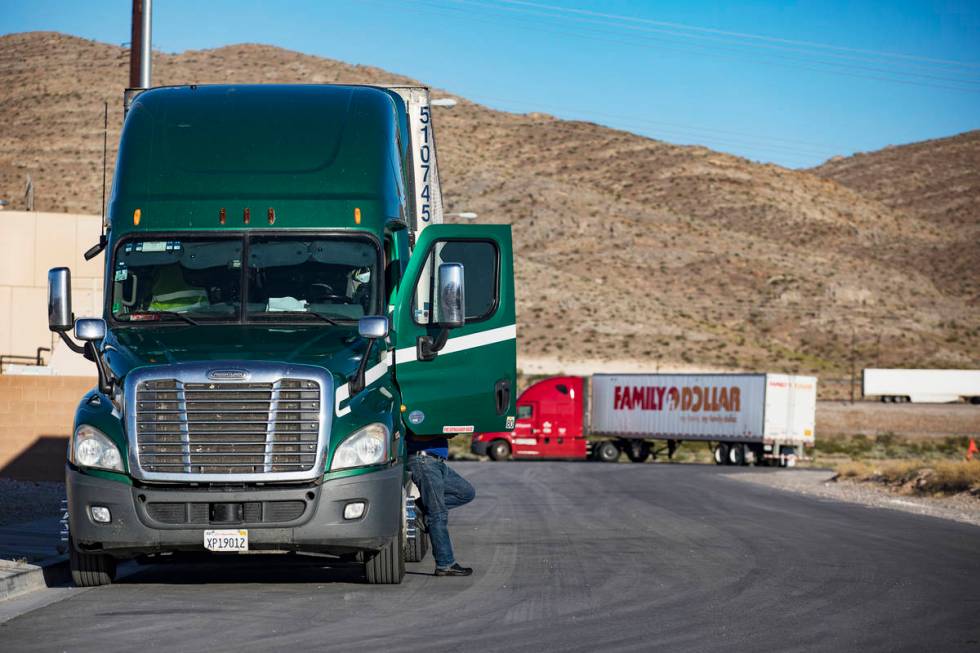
[491,0,980,71]
[390,0,980,92]
[462,91,841,162]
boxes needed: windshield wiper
[121,311,200,326]
[252,311,339,326]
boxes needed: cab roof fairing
[108,84,408,236]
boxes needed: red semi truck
[471,374,817,466]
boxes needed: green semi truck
[46,84,517,585]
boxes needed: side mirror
[48,267,73,332]
[435,263,465,329]
[75,318,107,342]
[358,316,389,340]
[350,316,390,395]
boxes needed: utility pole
[24,174,34,211]
[849,327,856,403]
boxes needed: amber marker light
[354,207,361,225]
[133,208,141,226]
[268,208,276,225]
[243,207,250,225]
[219,208,226,225]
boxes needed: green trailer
[47,84,516,585]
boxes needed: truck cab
[49,84,516,585]
[472,376,585,460]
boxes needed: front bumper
[67,465,402,558]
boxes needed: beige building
[0,210,104,371]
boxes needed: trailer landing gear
[625,441,650,463]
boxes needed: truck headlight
[72,425,124,472]
[330,423,389,471]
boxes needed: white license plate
[204,529,249,552]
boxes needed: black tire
[596,441,620,463]
[69,538,116,587]
[728,443,746,466]
[405,530,428,563]
[713,443,729,465]
[625,441,650,463]
[969,397,980,405]
[364,520,405,584]
[404,497,429,563]
[487,440,511,461]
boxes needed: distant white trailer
[862,368,980,404]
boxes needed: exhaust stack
[126,0,152,115]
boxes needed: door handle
[494,379,511,416]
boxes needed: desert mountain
[1,32,977,394]
[811,131,980,303]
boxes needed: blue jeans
[408,454,475,568]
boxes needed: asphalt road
[3,462,979,652]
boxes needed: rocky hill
[1,32,977,390]
[811,131,980,303]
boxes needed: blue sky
[5,0,979,167]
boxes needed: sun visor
[118,240,242,269]
[248,240,376,268]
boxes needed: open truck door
[392,224,516,435]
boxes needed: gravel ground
[729,469,980,527]
[0,479,65,528]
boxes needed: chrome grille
[135,378,321,475]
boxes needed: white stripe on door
[394,324,517,365]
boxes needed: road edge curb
[0,555,70,602]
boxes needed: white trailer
[590,373,817,466]
[862,368,980,404]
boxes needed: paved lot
[2,462,979,652]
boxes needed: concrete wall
[0,375,95,481]
[0,210,104,362]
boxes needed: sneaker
[434,563,473,577]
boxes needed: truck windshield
[247,236,378,321]
[111,235,379,324]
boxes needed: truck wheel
[713,443,729,465]
[405,530,428,563]
[728,443,746,466]
[625,441,650,463]
[404,496,428,563]
[365,521,405,584]
[488,440,511,461]
[596,441,619,463]
[970,397,980,405]
[69,538,116,587]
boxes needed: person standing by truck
[408,434,476,576]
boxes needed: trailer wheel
[713,443,729,466]
[365,520,405,584]
[596,441,620,463]
[625,441,650,463]
[69,538,116,587]
[488,440,511,461]
[728,443,746,466]
[970,397,980,405]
